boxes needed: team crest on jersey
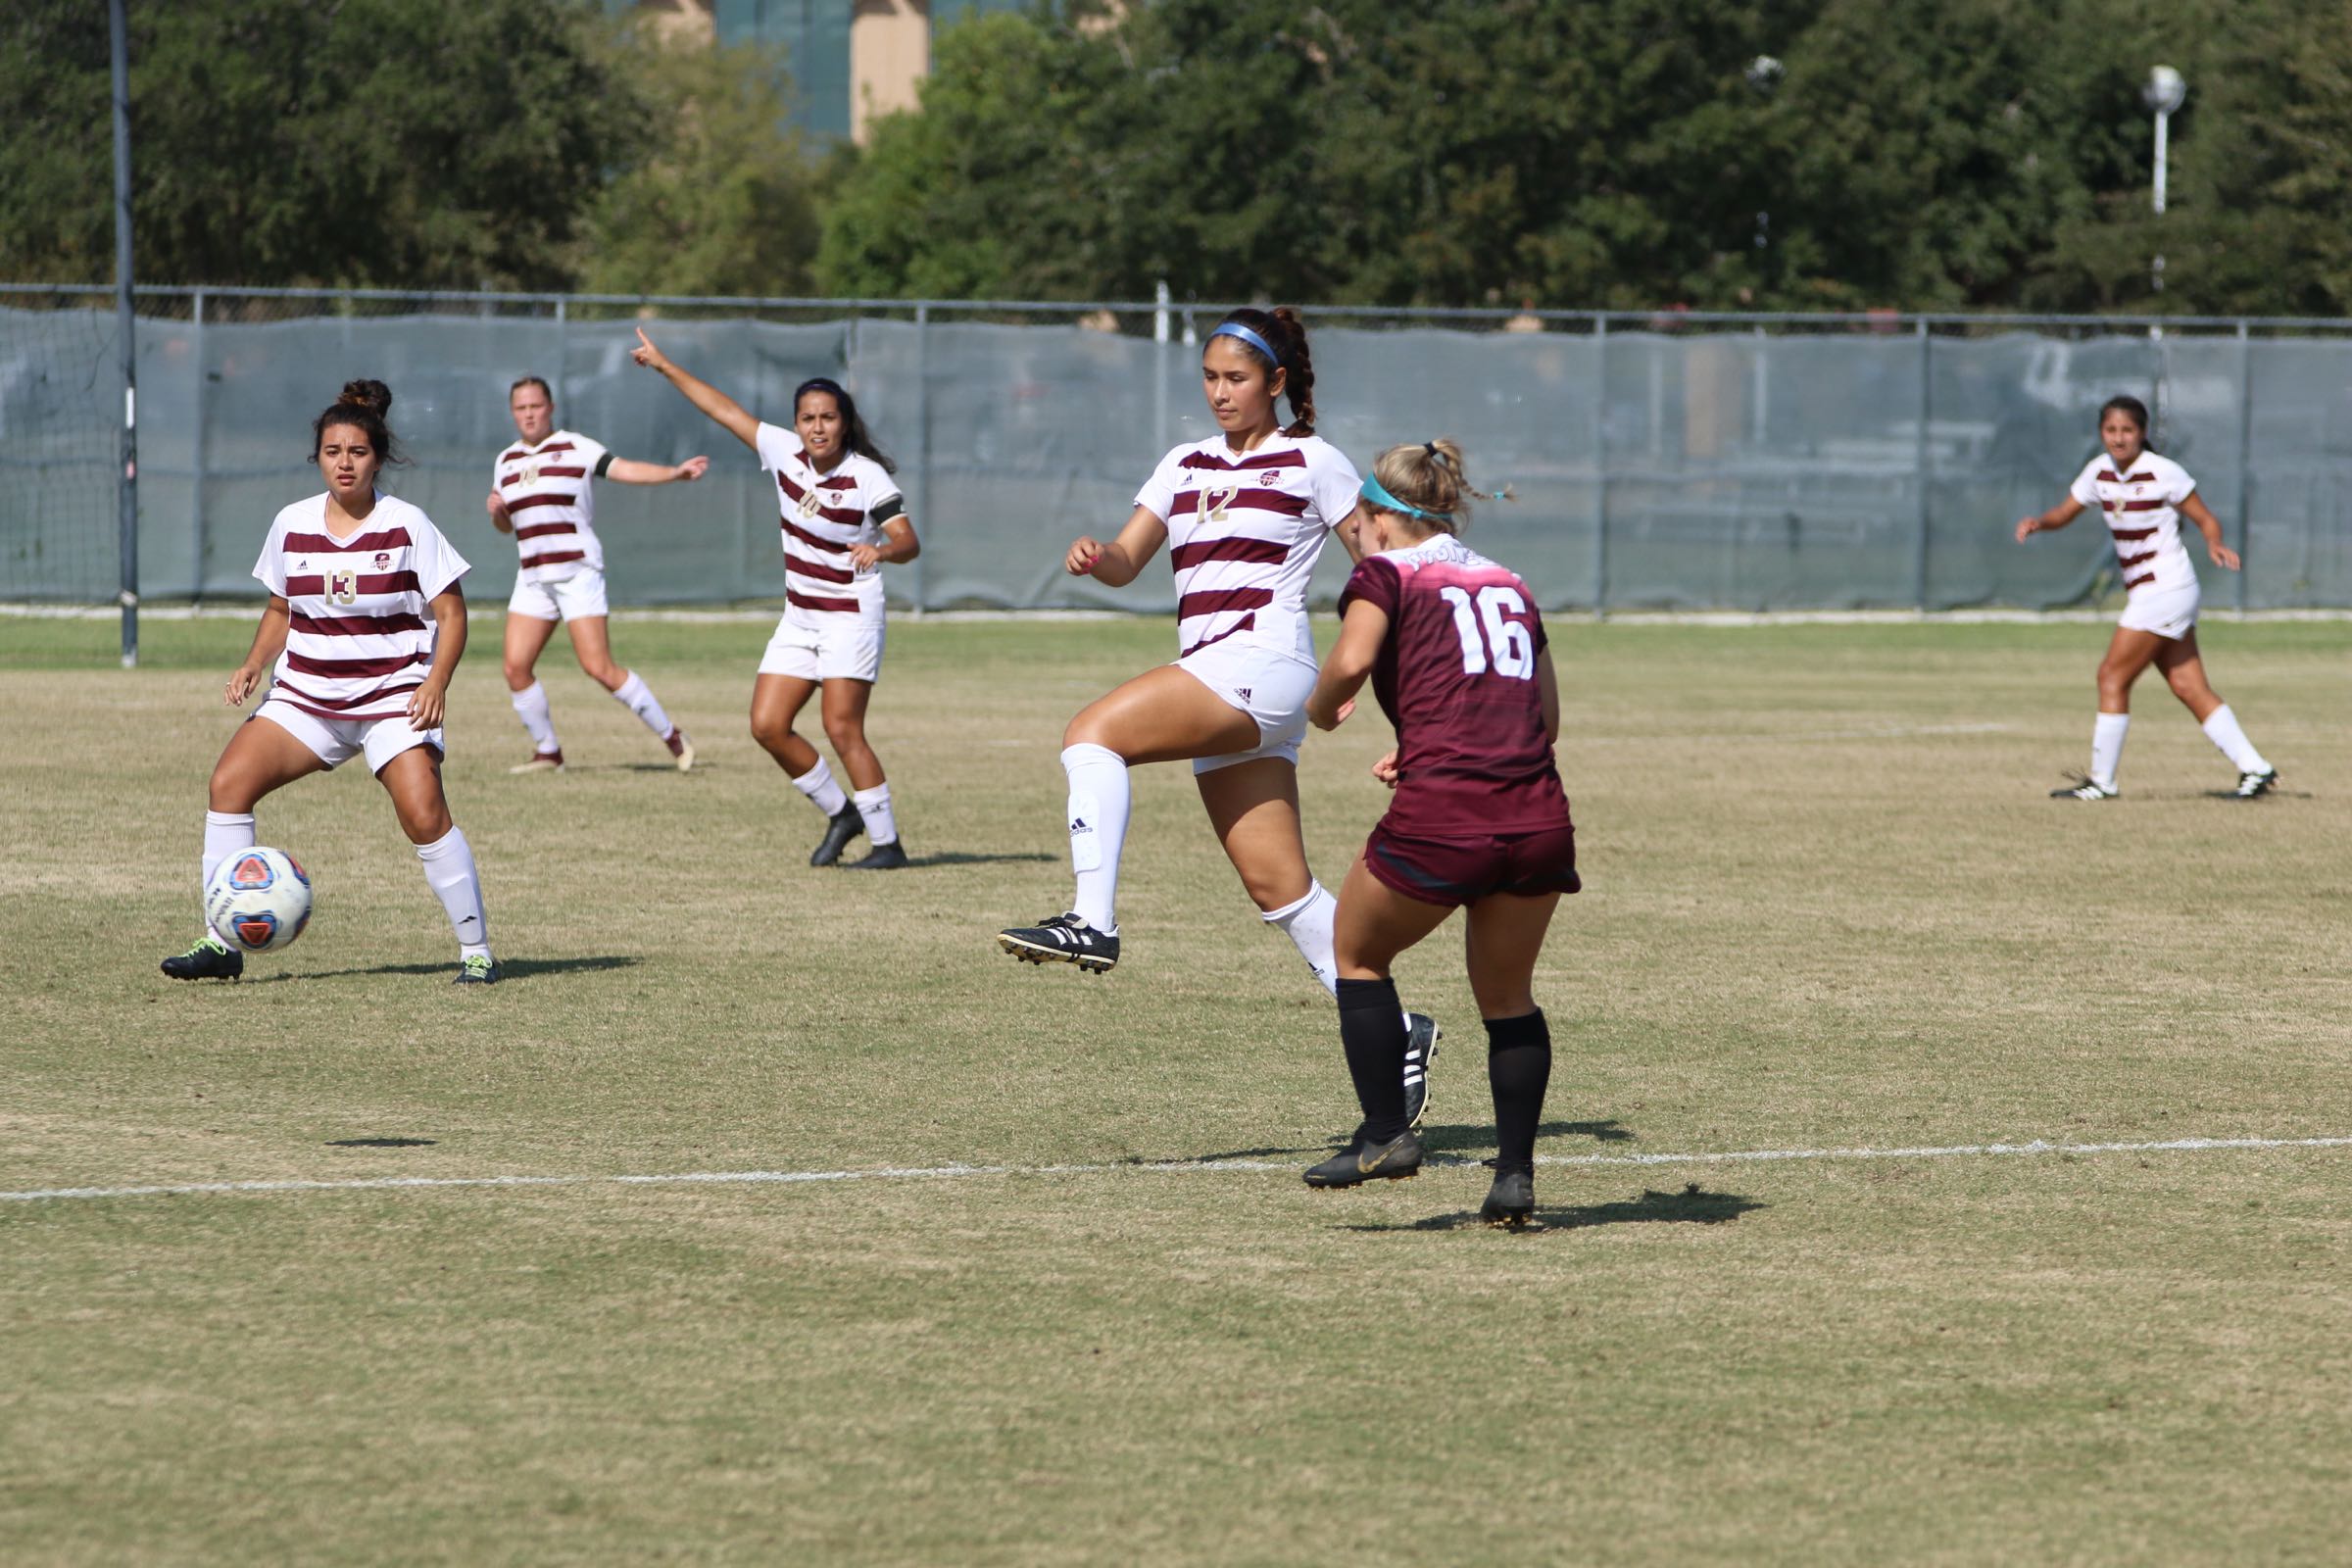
[373,551,391,570]
[227,853,274,891]
[330,569,359,604]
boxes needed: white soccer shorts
[759,610,886,684]
[1174,638,1318,775]
[253,696,444,774]
[2117,582,2199,641]
[507,567,611,623]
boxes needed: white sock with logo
[1062,742,1130,933]
[201,810,256,939]
[2199,705,2271,775]
[2090,711,2129,790]
[416,826,491,960]
[611,670,675,742]
[853,783,899,847]
[791,758,848,816]
[511,681,560,756]
[1262,880,1339,997]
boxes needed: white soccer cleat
[510,749,565,774]
[666,728,696,772]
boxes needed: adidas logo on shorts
[1235,687,1252,703]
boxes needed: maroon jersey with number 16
[1337,534,1571,838]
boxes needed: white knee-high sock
[416,826,491,959]
[791,758,848,816]
[202,810,256,937]
[611,670,676,741]
[1262,879,1339,997]
[2199,704,2271,774]
[511,681,561,756]
[853,783,899,847]
[2090,712,2130,789]
[1062,742,1130,932]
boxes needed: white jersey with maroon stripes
[253,492,469,723]
[753,421,906,622]
[492,429,611,583]
[2068,451,2199,596]
[1134,433,1361,662]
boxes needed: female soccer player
[487,375,708,774]
[628,331,920,868]
[994,309,1440,1122]
[1298,440,1572,1228]
[2017,395,2279,801]
[161,380,497,984]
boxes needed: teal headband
[1211,321,1281,366]
[1359,474,1448,521]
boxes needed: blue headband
[1359,474,1448,521]
[1211,322,1281,367]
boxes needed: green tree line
[7,0,2349,315]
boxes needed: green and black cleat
[161,935,243,982]
[454,955,503,986]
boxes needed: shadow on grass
[1342,1183,1766,1235]
[326,1137,437,1148]
[1153,1119,1635,1167]
[256,955,642,983]
[891,851,1058,868]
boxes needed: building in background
[608,0,1028,144]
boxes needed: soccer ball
[204,846,314,954]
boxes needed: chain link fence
[5,285,2349,612]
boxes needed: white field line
[5,1134,2348,1206]
[7,604,2350,626]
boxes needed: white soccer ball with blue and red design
[204,846,314,954]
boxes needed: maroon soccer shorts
[1361,819,1581,908]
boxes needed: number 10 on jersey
[1438,584,1535,678]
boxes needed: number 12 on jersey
[1438,584,1535,678]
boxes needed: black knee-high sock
[1486,1009,1551,1175]
[1336,977,1409,1142]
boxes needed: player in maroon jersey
[1298,439,1573,1227]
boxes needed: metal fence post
[2234,319,2253,613]
[912,302,931,613]
[1592,316,1609,616]
[553,294,568,413]
[1913,319,1933,612]
[190,288,207,602]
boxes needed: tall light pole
[2144,65,2185,294]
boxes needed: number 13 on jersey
[1438,584,1535,677]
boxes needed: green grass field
[4,612,2348,1565]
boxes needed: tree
[0,0,645,289]
[573,35,824,299]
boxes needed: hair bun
[338,378,393,415]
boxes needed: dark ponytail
[1211,306,1317,437]
[795,377,896,473]
[310,378,405,465]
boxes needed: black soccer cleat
[453,955,502,986]
[2232,767,2280,800]
[1302,1126,1425,1189]
[843,841,909,870]
[997,913,1119,973]
[808,804,865,867]
[1401,1012,1442,1130]
[161,935,243,982]
[2050,773,2118,801]
[1480,1169,1536,1229]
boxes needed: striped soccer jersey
[493,429,612,582]
[254,492,469,722]
[754,421,906,619]
[2068,451,2199,595]
[1133,433,1360,661]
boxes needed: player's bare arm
[1333,500,1373,564]
[849,514,919,571]
[406,588,468,731]
[1306,599,1391,730]
[606,455,710,486]
[1537,649,1561,744]
[630,330,760,451]
[485,491,514,533]
[226,596,292,707]
[2179,491,2241,570]
[2016,496,2084,542]
[1066,506,1167,586]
